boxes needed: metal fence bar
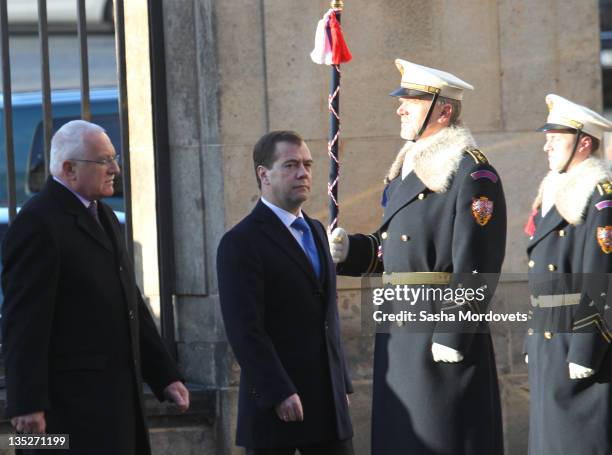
[37,0,52,178]
[76,0,91,121]
[113,0,133,258]
[148,0,177,353]
[0,0,16,221]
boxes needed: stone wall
[156,0,603,453]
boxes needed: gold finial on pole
[330,0,344,11]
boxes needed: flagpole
[328,0,344,234]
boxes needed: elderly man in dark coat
[330,59,506,454]
[1,120,189,454]
[524,94,612,455]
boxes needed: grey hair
[49,120,106,176]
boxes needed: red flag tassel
[328,11,352,64]
[524,208,538,237]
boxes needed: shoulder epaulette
[465,148,489,165]
[596,180,612,196]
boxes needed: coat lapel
[48,178,113,252]
[527,207,565,253]
[253,201,320,286]
[98,203,125,261]
[379,172,427,228]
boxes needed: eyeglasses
[71,154,121,167]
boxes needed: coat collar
[379,172,427,228]
[46,177,114,252]
[531,157,611,226]
[385,125,477,193]
[251,200,329,287]
[527,207,564,252]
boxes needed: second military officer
[524,94,612,455]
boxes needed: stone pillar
[123,0,163,322]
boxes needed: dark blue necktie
[291,217,321,278]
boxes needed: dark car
[0,88,124,310]
[0,86,123,210]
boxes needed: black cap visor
[390,87,435,99]
[537,123,578,134]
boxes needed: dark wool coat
[525,158,612,455]
[1,178,181,455]
[339,126,506,455]
[217,201,353,449]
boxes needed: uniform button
[324,321,329,330]
[544,331,553,340]
[528,260,535,268]
[381,232,388,240]
[128,310,135,320]
[119,266,123,272]
[418,193,425,200]
[401,234,410,242]
[527,328,534,336]
[548,264,556,271]
[558,229,565,237]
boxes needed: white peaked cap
[538,94,612,140]
[389,59,474,101]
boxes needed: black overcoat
[216,200,353,449]
[525,162,612,455]
[1,178,181,455]
[340,139,506,454]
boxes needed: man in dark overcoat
[216,131,354,455]
[330,59,507,454]
[524,94,612,454]
[1,120,189,454]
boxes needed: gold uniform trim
[400,82,442,95]
[574,312,601,326]
[382,272,452,286]
[597,181,612,196]
[572,313,612,344]
[465,148,489,165]
[561,118,584,130]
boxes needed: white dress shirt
[261,197,309,253]
[53,176,91,208]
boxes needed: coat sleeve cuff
[567,332,610,371]
[254,382,298,410]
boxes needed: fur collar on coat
[385,125,477,193]
[531,157,611,225]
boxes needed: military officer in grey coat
[330,59,506,454]
[524,94,612,455]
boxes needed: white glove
[329,227,349,263]
[525,354,528,364]
[431,342,464,363]
[568,362,595,379]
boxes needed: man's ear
[440,104,453,120]
[578,134,593,156]
[438,102,452,124]
[257,165,269,186]
[62,160,76,178]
